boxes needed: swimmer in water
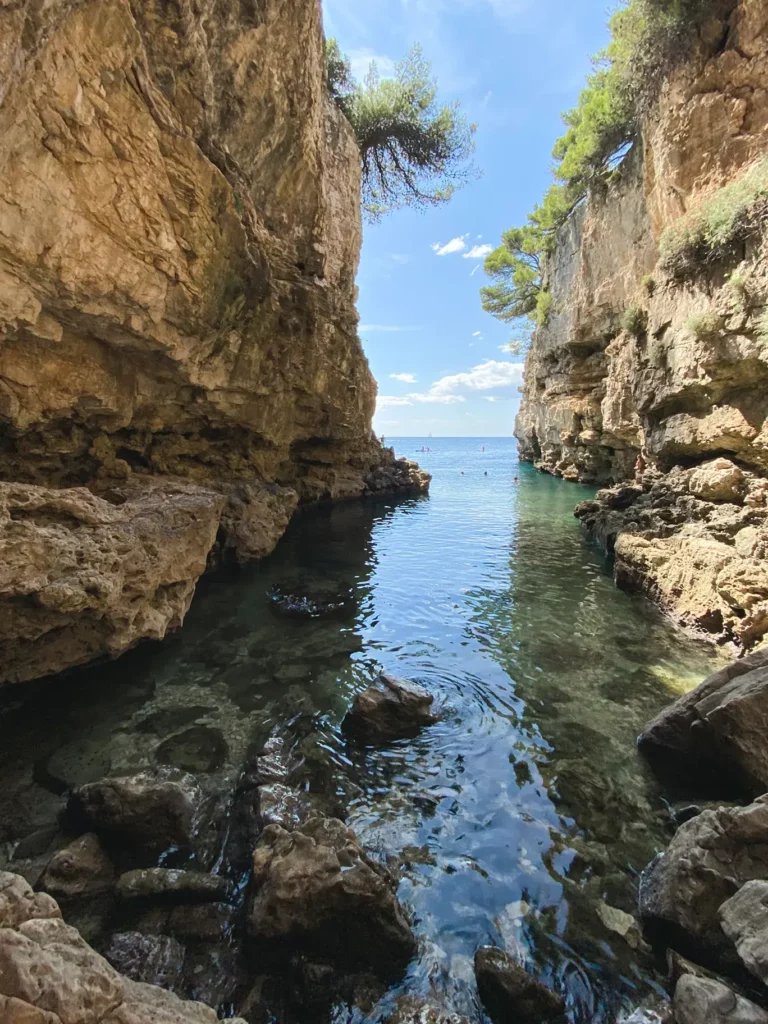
[484,471,488,476]
[514,476,519,482]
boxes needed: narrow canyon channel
[0,438,721,1022]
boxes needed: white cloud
[377,396,414,409]
[473,331,482,338]
[360,324,420,333]
[463,244,493,260]
[389,372,417,383]
[349,48,396,81]
[391,253,411,265]
[469,264,482,277]
[430,359,524,394]
[483,396,502,402]
[376,391,466,411]
[431,234,468,256]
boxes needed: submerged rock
[104,931,185,990]
[639,646,768,793]
[40,833,115,901]
[248,816,416,973]
[267,581,355,619]
[473,946,565,1024]
[70,767,203,857]
[155,726,229,775]
[116,868,233,905]
[639,797,768,957]
[672,975,768,1024]
[342,673,439,743]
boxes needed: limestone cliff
[515,0,768,648]
[0,0,429,684]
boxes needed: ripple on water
[0,438,722,1023]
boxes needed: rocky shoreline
[6,653,768,1023]
[574,457,768,651]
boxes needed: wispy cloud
[431,235,468,256]
[360,324,420,333]
[473,331,483,338]
[463,244,492,260]
[431,359,524,394]
[377,392,466,410]
[390,372,417,383]
[391,253,411,265]
[483,395,503,402]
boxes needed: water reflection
[0,440,720,1022]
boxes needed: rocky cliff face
[0,0,428,684]
[515,0,768,649]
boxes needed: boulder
[0,871,245,1024]
[638,797,768,956]
[719,880,768,985]
[70,768,202,857]
[104,932,185,990]
[690,460,745,504]
[0,482,224,686]
[248,816,416,973]
[473,946,565,1024]
[40,834,115,901]
[639,647,768,793]
[116,868,233,905]
[342,673,439,743]
[672,975,768,1024]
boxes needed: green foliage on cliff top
[326,41,475,220]
[481,0,724,333]
[660,158,768,275]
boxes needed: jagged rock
[638,797,768,956]
[257,783,311,831]
[215,483,299,565]
[719,880,768,985]
[248,816,416,973]
[383,996,471,1023]
[690,460,746,504]
[342,673,439,743]
[639,647,768,793]
[672,975,768,1024]
[70,768,202,857]
[473,946,565,1024]
[40,834,115,901]
[104,932,185,990]
[0,871,245,1024]
[0,482,224,686]
[116,868,233,904]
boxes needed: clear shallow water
[0,438,721,1022]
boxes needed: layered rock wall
[516,0,768,483]
[0,0,429,683]
[515,0,768,648]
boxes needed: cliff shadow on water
[0,442,724,1022]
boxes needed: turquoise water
[0,437,721,1021]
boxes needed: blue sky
[322,0,612,436]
